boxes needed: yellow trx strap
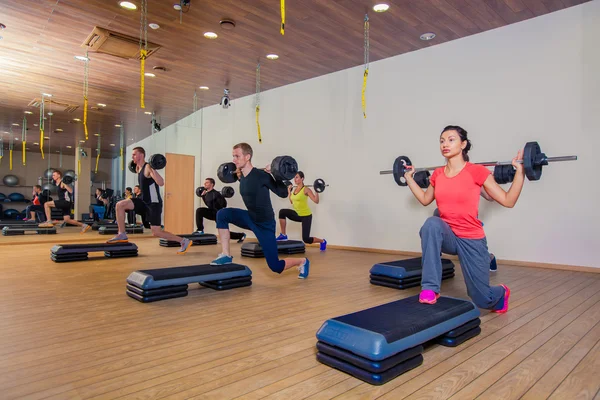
[95,152,100,173]
[40,129,45,159]
[78,158,81,175]
[120,148,124,171]
[140,49,147,108]
[9,149,13,170]
[256,105,262,143]
[83,97,89,140]
[22,141,26,166]
[280,0,285,35]
[362,69,368,118]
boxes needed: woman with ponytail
[404,125,525,313]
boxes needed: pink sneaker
[419,290,440,305]
[493,285,511,313]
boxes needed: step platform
[241,240,305,258]
[0,221,39,229]
[125,284,189,303]
[2,226,57,235]
[50,242,138,263]
[370,257,455,290]
[91,221,116,231]
[316,295,481,385]
[126,263,252,302]
[98,225,144,235]
[159,233,218,247]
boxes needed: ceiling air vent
[82,26,161,60]
[28,98,79,113]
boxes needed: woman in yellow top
[276,171,327,251]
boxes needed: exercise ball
[90,171,97,182]
[3,209,19,220]
[64,170,76,179]
[0,193,5,201]
[8,193,25,202]
[42,183,57,195]
[43,168,55,180]
[3,175,19,186]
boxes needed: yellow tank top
[290,187,312,216]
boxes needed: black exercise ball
[43,168,55,180]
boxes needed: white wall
[128,2,600,268]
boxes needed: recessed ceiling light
[73,118,81,122]
[204,32,218,39]
[33,123,38,127]
[26,147,30,150]
[149,23,160,29]
[74,55,89,61]
[373,3,390,12]
[119,1,137,10]
[66,145,72,148]
[199,86,209,90]
[79,140,85,143]
[420,32,436,41]
[110,143,116,146]
[56,151,60,153]
[144,111,152,115]
[266,54,279,60]
[47,112,53,116]
[24,111,33,114]
[54,128,63,132]
[94,133,100,136]
[115,124,122,127]
[33,142,39,145]
[97,103,106,107]
[42,93,52,97]
[11,123,19,126]
[144,72,156,77]
[173,4,182,10]
[44,136,49,139]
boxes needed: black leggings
[196,207,244,240]
[278,209,314,244]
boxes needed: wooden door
[164,153,195,233]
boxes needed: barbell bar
[283,178,329,193]
[217,155,298,184]
[380,141,577,186]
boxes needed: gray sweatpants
[420,216,504,310]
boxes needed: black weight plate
[313,178,326,193]
[393,156,412,187]
[149,154,167,170]
[221,186,235,198]
[128,160,137,173]
[523,141,542,181]
[196,187,205,197]
[217,162,238,184]
[271,156,298,181]
[413,171,430,189]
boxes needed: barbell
[51,175,75,185]
[380,141,577,187]
[217,155,299,184]
[196,186,235,199]
[283,178,329,193]
[128,153,167,173]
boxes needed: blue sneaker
[298,258,310,279]
[276,233,288,241]
[490,254,497,272]
[237,233,246,243]
[210,253,233,266]
[319,239,327,251]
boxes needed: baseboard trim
[327,244,600,273]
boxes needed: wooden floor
[0,231,599,400]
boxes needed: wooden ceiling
[0,0,589,157]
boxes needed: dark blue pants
[25,205,45,221]
[216,208,285,274]
[420,216,504,310]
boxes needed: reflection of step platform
[91,221,116,231]
[316,295,481,385]
[241,240,305,258]
[370,257,455,290]
[2,226,57,235]
[98,225,144,235]
[0,221,39,229]
[159,233,218,247]
[50,242,138,263]
[126,263,252,302]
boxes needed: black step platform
[0,221,39,229]
[316,295,481,385]
[126,263,252,302]
[241,240,305,258]
[369,257,455,290]
[159,233,218,247]
[50,242,138,263]
[370,270,455,290]
[2,226,57,235]
[91,221,116,231]
[98,225,144,234]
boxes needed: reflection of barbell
[128,154,167,173]
[380,141,578,188]
[217,156,298,184]
[196,186,235,198]
[283,178,329,193]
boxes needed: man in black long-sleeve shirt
[211,143,310,279]
[195,177,245,241]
